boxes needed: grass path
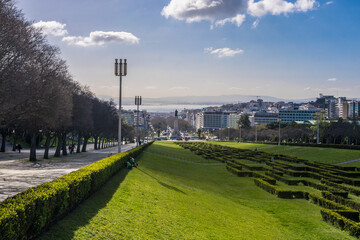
[38,142,355,239]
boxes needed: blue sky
[16,0,360,100]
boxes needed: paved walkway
[333,158,360,165]
[0,144,136,202]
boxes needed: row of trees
[214,115,360,145]
[0,0,133,161]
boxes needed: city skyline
[16,0,360,99]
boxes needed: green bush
[321,209,360,237]
[321,179,360,196]
[0,142,152,240]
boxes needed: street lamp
[135,96,142,146]
[114,59,127,153]
[238,123,242,143]
[278,118,281,146]
[255,122,258,142]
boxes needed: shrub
[0,142,152,240]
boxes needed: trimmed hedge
[0,142,152,240]
[321,209,360,238]
[226,165,252,177]
[322,191,360,212]
[321,179,360,196]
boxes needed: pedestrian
[126,160,132,169]
[129,157,137,167]
[17,144,22,153]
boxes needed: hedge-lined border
[0,142,152,240]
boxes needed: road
[0,143,136,202]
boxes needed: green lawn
[210,141,360,164]
[38,142,355,239]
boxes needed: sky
[16,0,360,100]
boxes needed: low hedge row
[226,161,242,170]
[225,166,276,184]
[255,178,350,210]
[321,209,360,238]
[254,178,307,199]
[321,179,360,196]
[258,141,360,150]
[226,165,253,177]
[230,159,268,171]
[322,191,360,212]
[0,142,152,240]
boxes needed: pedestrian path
[333,158,360,165]
[0,144,136,202]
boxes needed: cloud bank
[32,21,68,36]
[162,0,318,28]
[62,31,139,47]
[32,21,139,47]
[205,47,244,58]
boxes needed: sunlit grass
[38,142,355,239]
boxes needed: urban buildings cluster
[178,94,360,131]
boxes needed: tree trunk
[94,136,98,150]
[43,132,51,159]
[82,136,89,152]
[0,132,6,152]
[101,138,105,149]
[29,132,37,162]
[98,137,101,149]
[77,133,81,153]
[54,135,62,157]
[62,135,67,156]
[12,132,17,151]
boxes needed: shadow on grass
[137,168,187,195]
[37,169,130,240]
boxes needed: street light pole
[135,96,142,146]
[278,118,281,146]
[239,124,242,143]
[255,123,257,142]
[115,59,127,153]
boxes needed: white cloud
[32,21,68,36]
[162,0,318,27]
[205,47,244,58]
[145,86,158,89]
[252,19,260,29]
[215,14,246,27]
[62,31,139,47]
[248,0,318,17]
[161,0,248,23]
[325,1,334,5]
[328,78,337,81]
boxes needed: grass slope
[210,141,360,164]
[38,142,354,239]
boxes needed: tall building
[279,109,318,123]
[196,111,229,130]
[349,101,359,119]
[250,112,279,126]
[228,113,240,128]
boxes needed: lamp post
[114,59,127,153]
[135,96,142,146]
[278,118,281,146]
[238,123,242,143]
[255,122,258,142]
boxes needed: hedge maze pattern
[175,142,360,238]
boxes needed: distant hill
[98,94,315,106]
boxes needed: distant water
[122,104,220,113]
